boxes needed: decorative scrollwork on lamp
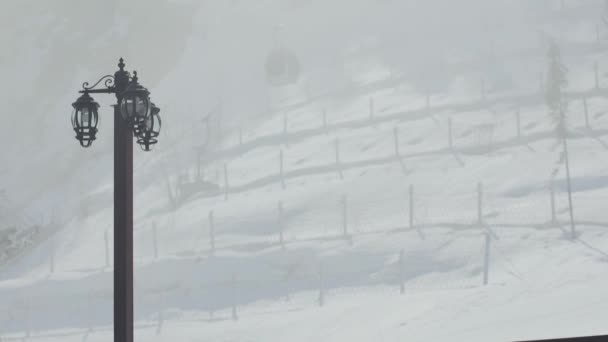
[82,74,116,92]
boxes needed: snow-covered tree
[545,40,576,239]
[545,41,568,124]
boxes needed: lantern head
[137,103,161,151]
[71,92,100,148]
[119,71,151,128]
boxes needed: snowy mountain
[2,0,608,341]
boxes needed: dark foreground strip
[521,335,608,342]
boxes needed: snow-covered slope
[2,1,608,341]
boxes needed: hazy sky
[0,0,601,218]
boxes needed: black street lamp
[71,92,100,147]
[71,58,161,342]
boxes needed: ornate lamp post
[70,58,161,342]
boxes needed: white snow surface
[2,1,608,341]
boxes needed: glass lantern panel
[81,108,90,126]
[121,97,133,118]
[89,108,97,126]
[121,96,149,121]
[71,109,77,128]
[135,96,149,118]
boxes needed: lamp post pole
[71,58,162,342]
[113,60,134,342]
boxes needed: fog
[1,0,608,341]
[0,1,553,206]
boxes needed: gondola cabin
[265,47,301,87]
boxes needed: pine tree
[545,41,576,239]
[545,41,568,122]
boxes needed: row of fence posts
[42,178,568,277]
[219,178,570,288]
[145,178,572,263]
[234,123,402,195]
[27,175,579,337]
[446,100,595,152]
[230,94,391,159]
[209,58,602,170]
[215,63,602,199]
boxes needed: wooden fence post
[283,112,288,144]
[399,249,405,294]
[562,137,576,240]
[594,61,600,90]
[278,201,285,249]
[341,195,348,238]
[409,185,414,230]
[483,232,490,286]
[393,126,400,157]
[477,182,483,225]
[515,109,521,140]
[209,211,215,256]
[279,150,286,189]
[49,239,55,274]
[223,163,229,200]
[318,263,325,307]
[104,229,110,268]
[550,179,557,224]
[583,97,590,129]
[231,274,238,321]
[448,118,454,150]
[335,139,343,179]
[152,222,158,260]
